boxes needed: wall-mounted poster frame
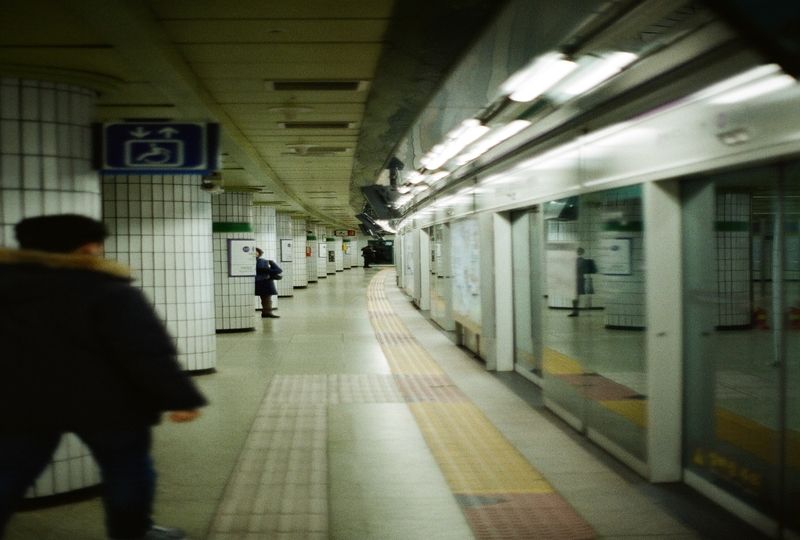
[600,237,632,275]
[318,243,327,258]
[228,238,256,277]
[280,239,293,262]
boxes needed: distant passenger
[0,214,206,540]
[361,244,376,268]
[255,248,280,318]
[569,247,596,317]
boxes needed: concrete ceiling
[0,0,507,227]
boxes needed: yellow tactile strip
[368,270,596,539]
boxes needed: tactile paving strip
[460,493,596,539]
[207,404,328,540]
[394,374,470,403]
[208,372,407,539]
[368,270,597,539]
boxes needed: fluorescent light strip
[556,52,637,97]
[506,53,577,103]
[454,120,531,165]
[711,73,796,104]
[421,119,490,170]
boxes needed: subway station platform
[6,268,767,540]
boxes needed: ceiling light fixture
[454,119,531,165]
[554,52,637,97]
[711,72,796,104]
[420,119,490,170]
[502,52,577,103]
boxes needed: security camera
[200,172,224,194]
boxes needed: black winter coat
[0,248,207,432]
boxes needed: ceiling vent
[283,146,350,156]
[278,121,354,129]
[265,80,369,92]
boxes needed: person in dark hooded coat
[0,214,207,540]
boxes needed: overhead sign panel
[96,121,219,174]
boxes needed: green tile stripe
[715,221,749,232]
[212,222,252,233]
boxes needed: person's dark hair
[15,214,108,253]
[255,247,264,257]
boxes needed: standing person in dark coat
[569,247,594,317]
[254,248,280,318]
[0,214,207,540]
[361,244,375,268]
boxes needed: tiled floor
[6,267,768,539]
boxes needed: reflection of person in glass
[569,247,592,317]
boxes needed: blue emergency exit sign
[96,122,219,174]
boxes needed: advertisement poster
[600,238,632,275]
[318,243,327,258]
[280,239,293,262]
[227,239,256,277]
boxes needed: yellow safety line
[367,271,555,496]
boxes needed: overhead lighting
[428,171,450,183]
[397,185,411,194]
[394,194,413,207]
[502,52,577,103]
[412,184,430,194]
[711,72,796,104]
[406,171,426,184]
[420,119,490,170]
[554,52,637,97]
[375,220,397,233]
[454,120,531,165]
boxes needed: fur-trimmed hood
[0,247,132,307]
[0,247,131,279]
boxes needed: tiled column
[291,216,308,288]
[0,78,100,243]
[102,174,216,371]
[716,192,751,328]
[0,77,101,496]
[316,225,328,278]
[306,231,318,283]
[601,194,645,329]
[326,235,336,275]
[275,212,294,296]
[212,193,255,331]
[334,237,344,271]
[342,239,352,269]
[253,205,278,310]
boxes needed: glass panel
[512,211,538,376]
[541,187,647,461]
[683,165,789,525]
[782,163,800,535]
[451,217,482,335]
[430,224,455,331]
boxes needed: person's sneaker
[266,313,280,318]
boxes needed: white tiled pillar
[601,194,645,329]
[291,216,308,288]
[253,205,278,310]
[276,212,294,296]
[212,193,255,331]
[0,77,101,496]
[342,238,352,269]
[715,192,751,328]
[102,174,216,371]
[0,78,100,243]
[334,237,344,271]
[316,225,328,278]
[306,230,318,283]
[325,234,336,275]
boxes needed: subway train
[385,1,800,537]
